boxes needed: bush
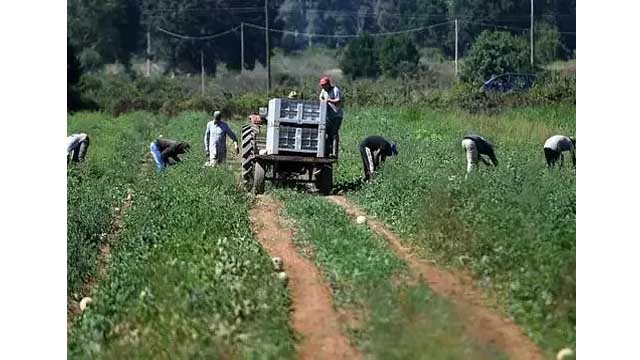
[535,22,562,65]
[461,31,533,84]
[380,35,420,78]
[341,34,381,79]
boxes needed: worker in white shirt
[204,111,239,166]
[543,135,575,168]
[461,134,498,175]
[67,133,90,164]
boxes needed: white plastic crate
[266,99,328,157]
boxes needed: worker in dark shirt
[461,134,498,176]
[149,138,191,171]
[359,135,398,180]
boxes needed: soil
[250,195,362,360]
[328,195,544,360]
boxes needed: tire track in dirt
[328,195,544,360]
[250,195,362,360]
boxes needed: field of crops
[336,105,576,351]
[68,104,575,358]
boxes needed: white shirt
[204,121,237,156]
[67,133,88,154]
[544,135,574,152]
[319,86,343,117]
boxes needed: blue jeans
[150,142,165,171]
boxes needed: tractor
[241,98,336,195]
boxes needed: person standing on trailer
[67,133,90,164]
[319,76,343,157]
[359,135,399,181]
[543,135,575,168]
[149,137,191,172]
[204,111,239,166]
[461,134,498,175]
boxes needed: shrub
[341,33,381,79]
[535,22,562,65]
[461,31,533,84]
[379,35,420,78]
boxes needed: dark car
[480,73,537,93]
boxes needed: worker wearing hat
[150,137,191,172]
[319,76,343,157]
[359,135,398,181]
[204,110,239,166]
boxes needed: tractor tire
[241,125,258,190]
[253,161,266,195]
[317,165,333,195]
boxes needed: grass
[68,112,295,359]
[276,190,506,359]
[334,105,576,352]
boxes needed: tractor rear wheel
[241,125,258,190]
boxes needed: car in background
[480,73,537,93]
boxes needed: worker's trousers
[208,147,227,166]
[150,142,165,171]
[461,138,479,173]
[326,112,343,157]
[360,145,377,180]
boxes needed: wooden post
[455,19,459,77]
[201,50,205,96]
[265,0,271,93]
[241,23,245,72]
[146,31,151,77]
[530,0,534,66]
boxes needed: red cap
[319,76,330,86]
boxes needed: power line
[243,20,453,38]
[156,26,239,40]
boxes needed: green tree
[341,33,380,79]
[67,0,141,66]
[535,22,561,65]
[379,35,419,78]
[461,30,532,84]
[68,40,82,111]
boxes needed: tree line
[68,0,575,74]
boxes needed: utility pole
[455,19,459,77]
[265,0,271,93]
[146,30,151,77]
[240,23,245,72]
[201,49,205,96]
[530,0,534,66]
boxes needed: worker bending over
[543,135,575,168]
[204,111,239,166]
[67,133,90,164]
[150,138,191,171]
[461,134,498,175]
[359,135,398,180]
[319,76,343,157]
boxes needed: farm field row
[68,104,575,358]
[336,105,576,352]
[68,112,167,295]
[68,112,295,358]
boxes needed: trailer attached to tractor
[241,98,336,195]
